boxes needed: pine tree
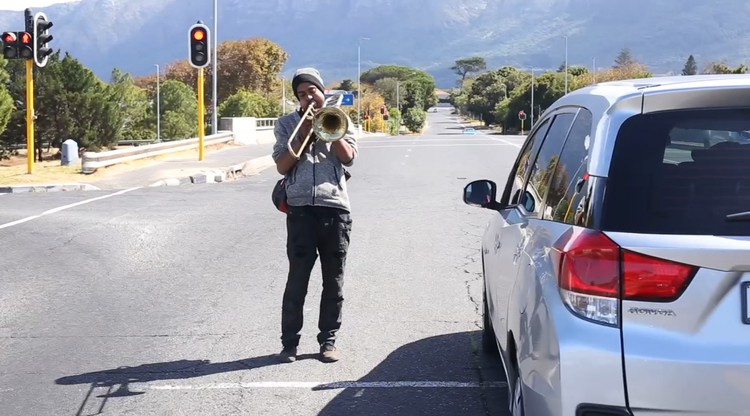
[682,55,697,75]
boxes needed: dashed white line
[360,144,514,149]
[492,138,523,148]
[0,187,142,230]
[148,381,507,390]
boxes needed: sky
[0,0,78,11]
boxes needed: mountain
[0,0,748,88]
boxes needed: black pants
[281,205,352,348]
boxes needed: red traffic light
[193,29,205,41]
[20,32,31,44]
[3,32,16,43]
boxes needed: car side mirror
[463,179,498,209]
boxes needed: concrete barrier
[219,117,276,145]
[81,132,234,174]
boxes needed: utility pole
[530,69,534,127]
[155,64,160,142]
[396,81,400,112]
[564,36,569,94]
[212,0,218,134]
[592,58,596,83]
[357,37,370,134]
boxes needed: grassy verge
[0,143,235,185]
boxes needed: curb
[0,183,101,194]
[147,155,276,188]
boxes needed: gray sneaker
[319,344,340,363]
[279,346,297,363]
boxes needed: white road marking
[360,144,513,149]
[0,187,142,230]
[148,381,508,390]
[362,138,498,144]
[493,138,523,148]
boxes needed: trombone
[287,93,350,160]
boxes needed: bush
[403,107,426,133]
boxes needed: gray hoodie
[272,110,358,212]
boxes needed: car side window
[521,112,576,216]
[505,118,552,206]
[543,109,593,223]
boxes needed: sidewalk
[0,132,388,193]
[89,142,276,190]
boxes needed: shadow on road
[55,353,318,415]
[54,331,507,416]
[316,331,508,416]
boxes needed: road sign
[326,93,354,106]
[518,110,526,120]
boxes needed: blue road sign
[326,93,355,106]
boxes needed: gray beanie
[292,67,325,100]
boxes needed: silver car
[463,74,750,416]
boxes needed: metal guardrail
[81,132,234,174]
[256,118,276,130]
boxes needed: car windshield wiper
[726,211,750,221]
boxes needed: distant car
[463,74,750,416]
[463,128,477,135]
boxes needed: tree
[336,79,355,91]
[218,89,279,119]
[682,55,698,75]
[360,65,437,111]
[613,48,638,69]
[702,61,747,74]
[216,38,288,101]
[0,56,14,158]
[159,80,197,140]
[403,107,426,133]
[465,70,508,125]
[110,69,152,141]
[373,77,400,109]
[451,56,487,88]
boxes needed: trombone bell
[286,93,349,159]
[313,107,349,142]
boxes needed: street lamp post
[212,0,218,134]
[564,35,568,94]
[530,68,534,127]
[155,64,161,143]
[357,37,370,135]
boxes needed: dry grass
[0,142,237,185]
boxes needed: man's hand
[332,138,356,165]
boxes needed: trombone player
[271,67,358,364]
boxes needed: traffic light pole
[198,67,205,161]
[26,59,34,174]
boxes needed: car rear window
[602,108,750,236]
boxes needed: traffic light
[19,31,33,59]
[2,31,33,60]
[2,32,18,59]
[32,12,53,67]
[188,23,210,68]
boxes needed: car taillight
[553,228,697,326]
[554,228,620,325]
[622,251,696,301]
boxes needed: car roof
[544,74,750,177]
[555,74,750,106]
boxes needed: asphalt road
[0,107,525,416]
